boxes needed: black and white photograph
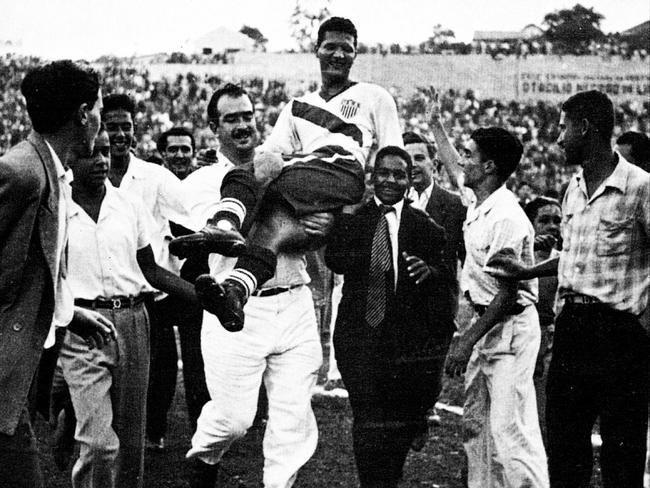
[0,1,648,486]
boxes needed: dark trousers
[146,294,208,438]
[547,303,649,488]
[0,407,44,488]
[337,335,447,488]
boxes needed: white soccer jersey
[261,82,403,167]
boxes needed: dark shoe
[411,430,428,452]
[187,459,219,488]
[194,276,246,332]
[169,226,246,258]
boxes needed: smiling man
[157,127,196,180]
[325,146,450,487]
[172,17,404,335]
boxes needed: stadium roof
[621,20,650,37]
[186,26,255,54]
[473,24,544,42]
[473,31,524,41]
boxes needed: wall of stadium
[146,53,650,103]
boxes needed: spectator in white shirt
[58,128,198,488]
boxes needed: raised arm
[425,87,465,191]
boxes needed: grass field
[34,358,606,488]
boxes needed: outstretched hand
[485,248,526,280]
[68,307,116,349]
[423,86,442,121]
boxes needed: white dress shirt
[118,155,192,279]
[44,141,74,348]
[408,183,433,211]
[67,182,152,300]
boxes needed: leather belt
[474,303,525,317]
[251,284,303,298]
[563,294,600,305]
[75,295,145,310]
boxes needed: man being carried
[171,16,403,332]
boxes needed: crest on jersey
[339,99,360,119]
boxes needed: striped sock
[208,197,246,230]
[228,268,257,299]
[229,245,278,294]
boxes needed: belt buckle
[111,298,122,309]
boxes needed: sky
[1,0,648,59]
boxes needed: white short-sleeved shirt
[118,155,192,278]
[461,185,538,307]
[181,151,234,230]
[67,182,152,300]
[261,82,403,167]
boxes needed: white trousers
[187,285,322,488]
[326,277,343,381]
[463,306,549,488]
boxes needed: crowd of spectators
[2,53,648,197]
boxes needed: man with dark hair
[59,128,198,488]
[488,90,649,488]
[157,126,196,179]
[141,125,208,451]
[428,91,549,487]
[326,145,451,487]
[616,130,650,172]
[403,131,466,321]
[403,130,466,428]
[0,60,115,487]
[525,196,562,443]
[172,17,403,332]
[183,83,329,488]
[102,93,193,451]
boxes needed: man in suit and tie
[0,60,115,487]
[325,145,453,488]
[403,131,466,312]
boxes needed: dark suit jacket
[325,200,453,414]
[0,132,60,435]
[424,183,466,318]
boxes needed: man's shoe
[194,275,246,332]
[169,226,246,258]
[187,459,219,488]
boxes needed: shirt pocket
[596,217,633,256]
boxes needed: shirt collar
[373,196,405,217]
[475,184,508,215]
[122,154,148,180]
[44,140,73,185]
[409,182,433,200]
[574,153,629,198]
[69,180,117,218]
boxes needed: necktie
[365,205,394,328]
